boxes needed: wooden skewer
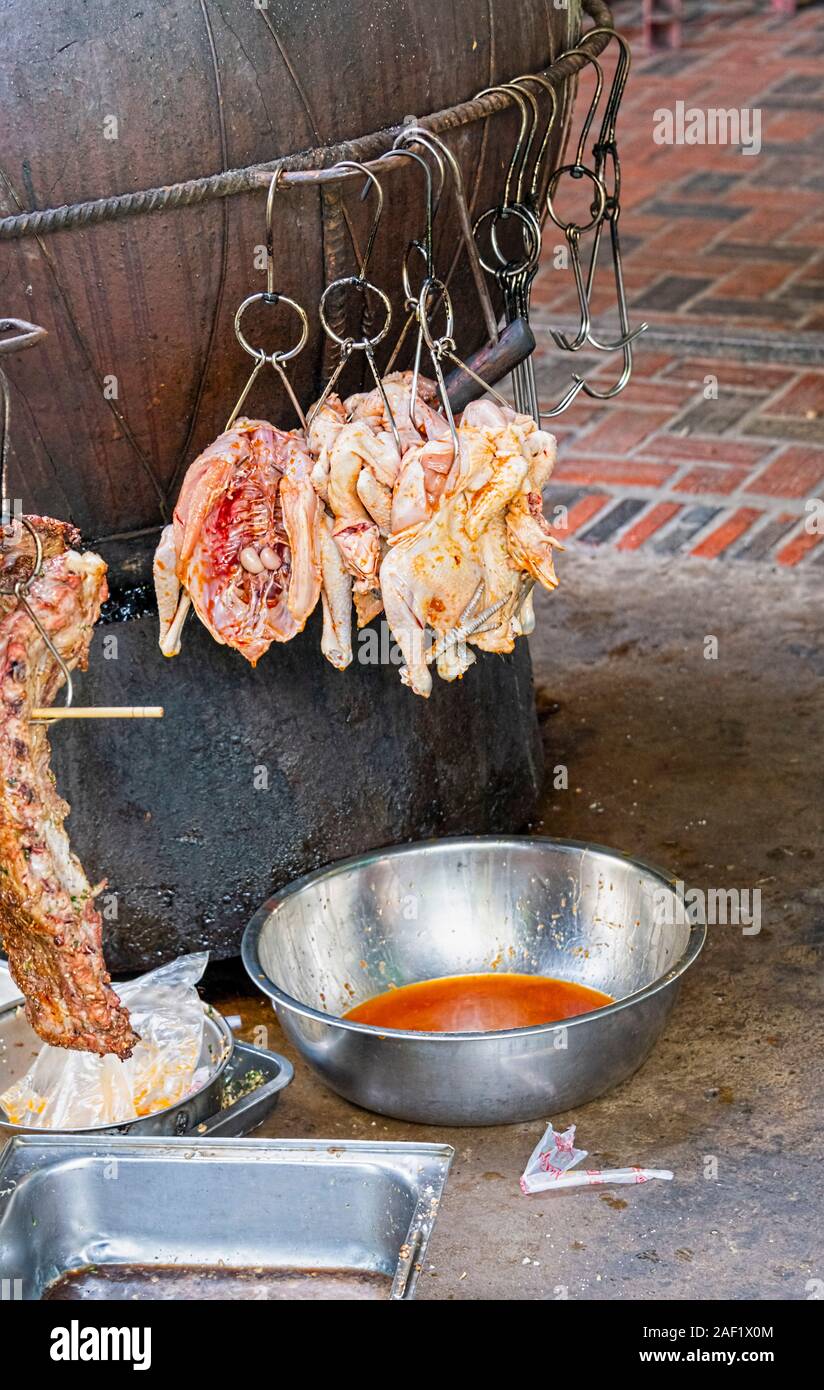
[31,706,165,722]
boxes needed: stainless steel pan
[0,1135,453,1300]
[0,999,293,1141]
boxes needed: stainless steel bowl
[242,836,705,1126]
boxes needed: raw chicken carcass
[346,370,440,452]
[0,517,137,1057]
[380,405,558,697]
[155,418,321,665]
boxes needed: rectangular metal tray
[0,1135,453,1300]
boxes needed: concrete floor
[213,551,823,1300]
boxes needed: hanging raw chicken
[154,418,322,665]
[303,374,561,697]
[379,401,559,697]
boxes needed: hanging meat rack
[0,0,634,724]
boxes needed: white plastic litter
[520,1122,673,1194]
[0,952,210,1129]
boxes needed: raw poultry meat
[155,418,322,665]
[302,373,560,697]
[154,371,561,694]
[0,517,137,1057]
[380,403,558,696]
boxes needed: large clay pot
[0,0,584,967]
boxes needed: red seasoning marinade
[344,972,613,1033]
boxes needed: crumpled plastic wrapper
[0,953,210,1129]
[520,1122,674,1194]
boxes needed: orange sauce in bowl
[343,972,613,1033]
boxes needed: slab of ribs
[0,516,136,1057]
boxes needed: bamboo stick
[31,706,165,721]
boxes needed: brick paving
[531,0,824,567]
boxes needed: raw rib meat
[0,517,137,1057]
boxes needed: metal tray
[0,997,293,1140]
[0,1136,453,1300]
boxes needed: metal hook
[564,47,606,169]
[0,514,75,720]
[400,126,499,345]
[334,159,385,281]
[227,168,310,430]
[496,83,540,208]
[545,169,606,352]
[510,74,560,210]
[582,27,632,155]
[379,145,438,376]
[542,44,609,354]
[575,215,637,401]
[574,28,647,358]
[413,277,461,464]
[310,160,402,453]
[476,85,531,209]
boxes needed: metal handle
[444,317,535,412]
[198,1039,294,1138]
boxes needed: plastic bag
[0,953,210,1129]
[520,1122,673,1194]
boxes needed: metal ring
[318,276,392,349]
[474,204,541,276]
[489,204,542,273]
[233,293,309,364]
[545,164,607,235]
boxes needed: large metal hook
[400,125,499,345]
[310,160,402,453]
[575,27,648,359]
[497,83,540,208]
[336,159,385,282]
[476,84,531,210]
[381,143,440,375]
[543,48,608,353]
[227,167,310,430]
[510,73,560,211]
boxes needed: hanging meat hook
[309,161,402,454]
[228,167,310,430]
[399,125,499,346]
[572,25,649,382]
[544,47,608,353]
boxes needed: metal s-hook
[310,160,402,453]
[543,47,608,354]
[400,125,499,346]
[575,27,648,360]
[227,168,310,431]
